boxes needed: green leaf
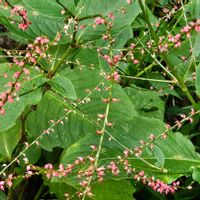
[27,92,95,151]
[23,0,65,18]
[0,122,21,160]
[193,33,200,57]
[49,75,77,100]
[195,64,200,96]
[46,179,78,200]
[19,144,41,166]
[192,168,200,184]
[0,88,42,131]
[75,0,126,17]
[23,0,76,17]
[0,191,7,200]
[92,180,135,200]
[125,87,165,120]
[187,0,200,18]
[47,178,135,200]
[152,145,165,168]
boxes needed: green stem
[136,62,156,77]
[47,45,72,79]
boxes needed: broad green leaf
[152,145,165,168]
[192,168,200,184]
[195,64,200,96]
[46,179,78,200]
[19,144,41,166]
[49,75,77,100]
[26,91,96,151]
[23,0,65,18]
[0,88,42,131]
[0,123,21,160]
[193,33,200,57]
[125,87,165,120]
[75,0,126,17]
[92,180,135,200]
[0,191,6,200]
[186,0,200,18]
[23,0,75,18]
[47,178,135,200]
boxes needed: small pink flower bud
[0,108,5,115]
[95,17,105,25]
[13,71,21,78]
[8,95,14,103]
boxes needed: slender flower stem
[82,82,113,200]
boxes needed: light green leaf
[46,179,78,200]
[192,168,200,184]
[49,75,77,100]
[92,180,135,200]
[0,123,21,160]
[47,178,135,200]
[153,145,165,168]
[0,88,42,131]
[187,0,200,18]
[193,33,200,57]
[23,0,65,18]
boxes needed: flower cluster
[134,171,179,195]
[10,5,31,30]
